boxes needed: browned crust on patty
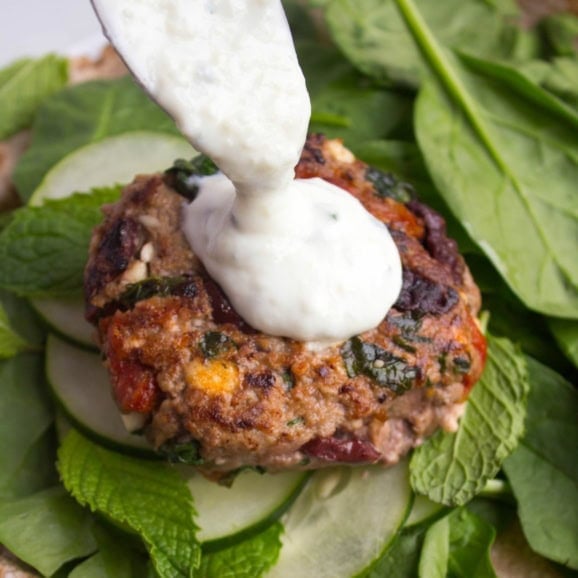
[84,135,486,475]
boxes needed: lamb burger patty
[84,134,486,477]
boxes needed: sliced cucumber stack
[267,461,412,578]
[48,332,417,571]
[46,334,155,457]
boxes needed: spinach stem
[392,0,507,174]
[392,0,563,293]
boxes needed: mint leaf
[410,335,529,505]
[0,55,68,139]
[0,353,56,499]
[0,302,28,357]
[503,358,578,570]
[58,429,201,578]
[447,509,497,578]
[0,486,97,576]
[14,77,180,200]
[0,187,120,297]
[198,522,283,578]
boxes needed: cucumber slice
[267,461,412,578]
[45,334,155,457]
[184,469,308,551]
[31,297,96,349]
[29,131,195,205]
[405,494,445,528]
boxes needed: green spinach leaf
[548,318,578,368]
[521,57,578,111]
[324,0,525,88]
[0,486,97,576]
[295,41,412,147]
[541,12,578,57]
[503,358,578,570]
[0,353,56,499]
[58,429,201,578]
[0,55,68,140]
[465,257,576,375]
[68,554,110,578]
[418,515,449,578]
[447,508,497,577]
[0,303,28,358]
[410,335,529,506]
[0,187,120,297]
[351,138,479,254]
[363,523,426,578]
[68,523,149,578]
[198,522,283,578]
[13,77,179,200]
[394,0,578,318]
[0,289,46,348]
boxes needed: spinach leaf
[58,429,201,578]
[0,187,120,297]
[503,358,578,570]
[0,55,68,140]
[344,508,497,578]
[466,497,516,536]
[0,353,56,499]
[0,486,97,576]
[324,0,525,89]
[68,523,149,578]
[410,335,529,506]
[447,508,497,577]
[541,12,578,57]
[0,289,46,348]
[521,57,578,111]
[0,303,28,358]
[13,77,179,200]
[548,318,578,368]
[363,523,426,578]
[351,138,479,254]
[68,554,110,578]
[295,41,412,147]
[198,522,283,578]
[283,0,320,41]
[418,515,449,578]
[466,256,576,376]
[342,336,418,393]
[394,0,578,318]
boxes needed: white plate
[1,0,106,67]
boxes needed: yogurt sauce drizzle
[92,0,402,342]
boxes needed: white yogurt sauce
[92,0,402,341]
